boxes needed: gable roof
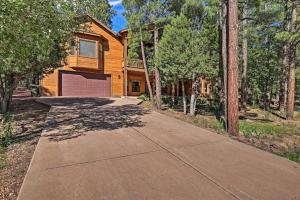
[85,14,121,40]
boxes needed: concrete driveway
[18,98,300,200]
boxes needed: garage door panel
[60,71,111,97]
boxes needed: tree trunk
[227,0,239,135]
[176,80,180,97]
[171,81,175,107]
[286,0,297,120]
[181,79,187,114]
[190,73,196,116]
[221,0,228,131]
[241,0,248,108]
[279,0,290,111]
[0,77,16,113]
[139,28,154,104]
[154,28,162,110]
[279,48,289,110]
[1,97,9,113]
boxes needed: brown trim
[76,30,103,38]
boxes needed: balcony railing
[126,59,144,69]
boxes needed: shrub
[137,94,150,101]
[240,121,299,137]
[30,84,39,97]
[284,150,300,163]
[0,114,14,147]
[161,95,173,106]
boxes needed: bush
[284,150,300,163]
[137,94,150,101]
[161,95,173,106]
[30,84,39,97]
[0,114,14,147]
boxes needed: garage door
[60,71,111,97]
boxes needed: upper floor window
[79,39,96,58]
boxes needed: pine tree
[241,0,248,108]
[123,0,154,104]
[227,0,239,135]
[220,0,228,130]
[147,0,171,110]
[71,0,115,27]
[286,0,297,120]
[157,15,193,114]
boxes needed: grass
[284,150,300,163]
[159,107,224,132]
[240,121,300,138]
[294,107,300,120]
[0,146,7,169]
[184,115,224,130]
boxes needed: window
[132,81,140,92]
[69,39,76,55]
[79,39,96,58]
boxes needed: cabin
[40,15,147,97]
[40,15,213,98]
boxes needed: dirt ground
[0,98,50,200]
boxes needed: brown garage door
[59,71,111,97]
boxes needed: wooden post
[227,0,239,135]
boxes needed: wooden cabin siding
[88,22,124,96]
[127,72,146,96]
[40,70,59,96]
[67,56,77,67]
[41,19,124,97]
[77,56,98,69]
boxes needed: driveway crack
[44,149,161,171]
[131,127,253,200]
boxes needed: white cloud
[109,0,122,6]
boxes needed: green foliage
[123,0,177,72]
[72,0,115,27]
[0,145,6,169]
[244,2,285,106]
[0,114,13,147]
[157,15,193,81]
[283,150,300,163]
[30,84,39,97]
[240,121,300,138]
[199,118,223,130]
[164,109,223,131]
[138,94,150,101]
[157,1,219,86]
[161,95,191,106]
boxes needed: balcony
[126,59,144,72]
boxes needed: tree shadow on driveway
[38,98,150,142]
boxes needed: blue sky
[109,0,127,32]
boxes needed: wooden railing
[126,59,144,69]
